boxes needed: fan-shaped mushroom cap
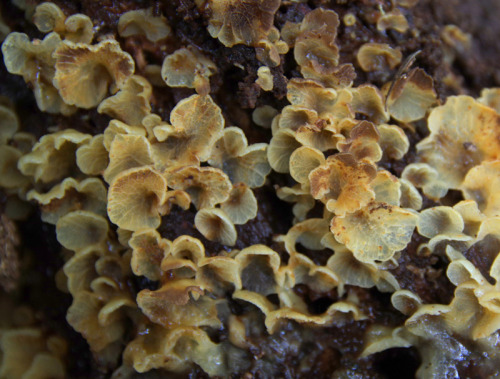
[289,146,325,184]
[372,170,401,206]
[98,75,152,126]
[161,47,216,95]
[161,235,205,278]
[337,120,382,163]
[64,14,94,44]
[278,218,329,258]
[378,124,409,160]
[268,128,301,173]
[207,0,280,47]
[107,167,167,231]
[151,94,224,167]
[56,210,108,251]
[27,177,107,224]
[129,229,171,281]
[309,153,377,216]
[53,39,135,108]
[103,119,146,151]
[417,96,500,190]
[63,246,102,295]
[387,68,437,123]
[461,161,500,217]
[103,134,153,184]
[167,165,231,210]
[76,134,109,175]
[252,105,278,128]
[399,178,422,210]
[350,85,389,123]
[18,129,91,183]
[331,202,418,263]
[194,208,237,246]
[402,163,448,199]
[209,126,271,187]
[417,206,464,238]
[0,146,29,189]
[33,2,65,33]
[137,279,220,328]
[478,88,500,114]
[220,183,258,225]
[376,9,409,33]
[357,43,402,72]
[118,8,171,42]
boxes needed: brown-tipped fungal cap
[350,85,389,123]
[107,166,167,231]
[461,161,500,217]
[167,165,231,210]
[194,208,237,246]
[209,126,271,188]
[378,124,410,160]
[286,78,338,116]
[331,202,418,263]
[207,0,280,47]
[56,210,108,251]
[53,39,135,108]
[98,75,152,126]
[129,229,171,281]
[309,153,377,216]
[18,129,91,183]
[161,47,216,95]
[416,96,500,190]
[357,43,402,72]
[220,183,258,225]
[338,120,382,163]
[103,134,153,184]
[76,134,109,176]
[33,2,66,33]
[118,8,171,42]
[152,94,224,167]
[387,68,437,123]
[27,177,107,225]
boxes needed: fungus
[461,161,500,217]
[276,184,316,222]
[98,75,152,126]
[252,105,278,128]
[194,208,237,246]
[378,124,410,160]
[256,66,273,91]
[399,178,423,210]
[150,94,224,167]
[267,128,302,173]
[350,85,389,123]
[18,129,91,184]
[207,0,280,47]
[161,235,205,277]
[309,153,377,216]
[166,165,231,210]
[372,170,401,206]
[129,229,171,281]
[402,163,448,199]
[479,88,500,114]
[208,126,271,187]
[289,146,325,184]
[55,210,108,251]
[76,135,109,176]
[387,68,437,123]
[161,47,216,95]
[0,102,19,145]
[53,39,135,108]
[64,14,94,44]
[220,183,258,225]
[27,177,107,224]
[103,119,146,151]
[33,2,66,34]
[118,8,171,42]
[417,206,464,238]
[376,10,409,33]
[357,43,402,72]
[416,95,500,190]
[0,146,29,189]
[103,134,153,184]
[107,166,167,231]
[63,247,102,294]
[337,121,382,163]
[331,201,418,263]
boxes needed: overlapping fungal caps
[1,0,500,377]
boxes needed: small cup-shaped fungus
[416,95,500,190]
[161,47,216,95]
[378,124,410,160]
[350,85,389,124]
[417,206,464,238]
[220,183,258,225]
[331,201,418,263]
[33,2,66,33]
[376,9,409,33]
[117,8,171,43]
[97,75,152,126]
[461,161,500,217]
[267,128,302,173]
[107,166,167,231]
[207,0,280,47]
[76,134,109,175]
[63,247,102,295]
[402,163,448,200]
[64,14,94,44]
[166,165,231,210]
[0,146,30,189]
[252,105,278,128]
[27,177,107,225]
[309,153,377,216]
[151,94,224,167]
[18,129,91,183]
[289,146,325,184]
[103,134,154,184]
[208,126,271,187]
[129,229,171,281]
[55,210,109,252]
[357,43,402,72]
[194,208,237,246]
[387,68,437,123]
[256,66,273,91]
[161,235,205,278]
[53,39,135,108]
[372,170,402,206]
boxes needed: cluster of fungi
[1,0,500,377]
